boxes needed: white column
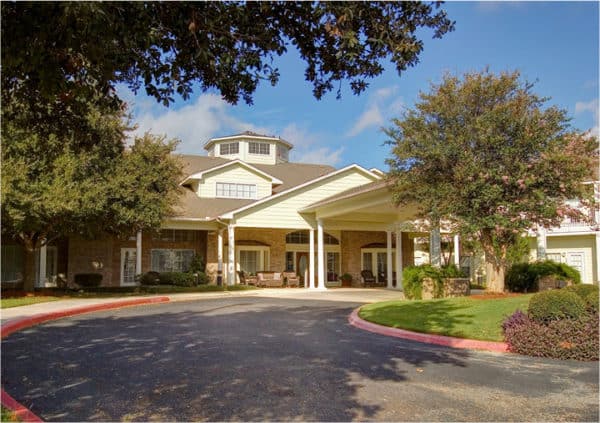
[217,229,224,285]
[453,234,460,267]
[595,233,600,284]
[386,230,393,289]
[430,226,442,268]
[317,219,326,290]
[227,224,235,286]
[309,228,315,289]
[536,228,547,260]
[395,230,403,290]
[38,243,47,287]
[135,230,142,276]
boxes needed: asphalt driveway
[2,294,598,421]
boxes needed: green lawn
[1,284,258,308]
[0,296,61,309]
[359,294,533,342]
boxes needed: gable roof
[220,164,381,219]
[300,179,392,212]
[181,159,283,186]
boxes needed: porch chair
[282,271,300,287]
[360,270,376,287]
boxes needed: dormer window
[249,142,270,155]
[216,182,257,199]
[220,142,239,155]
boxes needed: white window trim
[220,142,240,155]
[224,246,270,274]
[150,248,196,273]
[248,141,271,155]
[361,248,396,276]
[216,182,257,199]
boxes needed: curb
[1,296,171,421]
[348,307,509,353]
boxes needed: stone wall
[422,277,470,299]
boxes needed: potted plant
[340,273,353,287]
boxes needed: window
[285,231,339,245]
[151,249,195,272]
[1,245,24,283]
[249,142,270,155]
[216,182,257,199]
[285,252,295,271]
[327,252,340,281]
[152,230,196,242]
[362,252,373,271]
[220,142,239,155]
[277,145,289,161]
[240,250,259,274]
[377,252,387,277]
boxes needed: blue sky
[123,1,599,170]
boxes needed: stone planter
[537,275,573,291]
[422,277,471,300]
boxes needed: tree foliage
[2,1,454,110]
[1,97,183,289]
[385,70,597,291]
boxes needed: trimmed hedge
[138,271,161,285]
[402,264,464,300]
[506,260,581,293]
[158,272,196,287]
[74,273,103,288]
[502,310,599,361]
[528,290,587,323]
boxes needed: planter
[422,277,470,300]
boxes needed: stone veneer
[68,231,207,287]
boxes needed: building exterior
[530,183,600,284]
[2,132,425,290]
[2,131,597,289]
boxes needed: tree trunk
[23,247,36,292]
[485,262,505,292]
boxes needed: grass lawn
[359,294,534,342]
[1,285,258,308]
[1,406,19,422]
[0,296,62,309]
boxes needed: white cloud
[575,98,599,138]
[283,123,345,166]
[124,91,345,166]
[346,85,404,137]
[128,93,269,153]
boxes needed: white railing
[548,208,600,233]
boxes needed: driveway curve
[2,294,598,421]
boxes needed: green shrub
[503,310,599,361]
[528,290,587,322]
[586,292,599,312]
[402,265,464,300]
[195,272,209,285]
[506,260,582,292]
[188,255,205,273]
[158,272,196,287]
[566,284,600,312]
[74,273,103,288]
[137,271,160,285]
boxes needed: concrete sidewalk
[1,288,405,322]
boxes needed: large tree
[2,1,454,110]
[385,70,597,292]
[1,97,183,290]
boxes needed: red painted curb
[348,308,509,353]
[1,296,171,421]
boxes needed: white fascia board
[181,159,283,185]
[219,164,381,219]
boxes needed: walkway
[2,293,598,421]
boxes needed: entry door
[566,252,585,280]
[296,252,309,286]
[121,248,137,286]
